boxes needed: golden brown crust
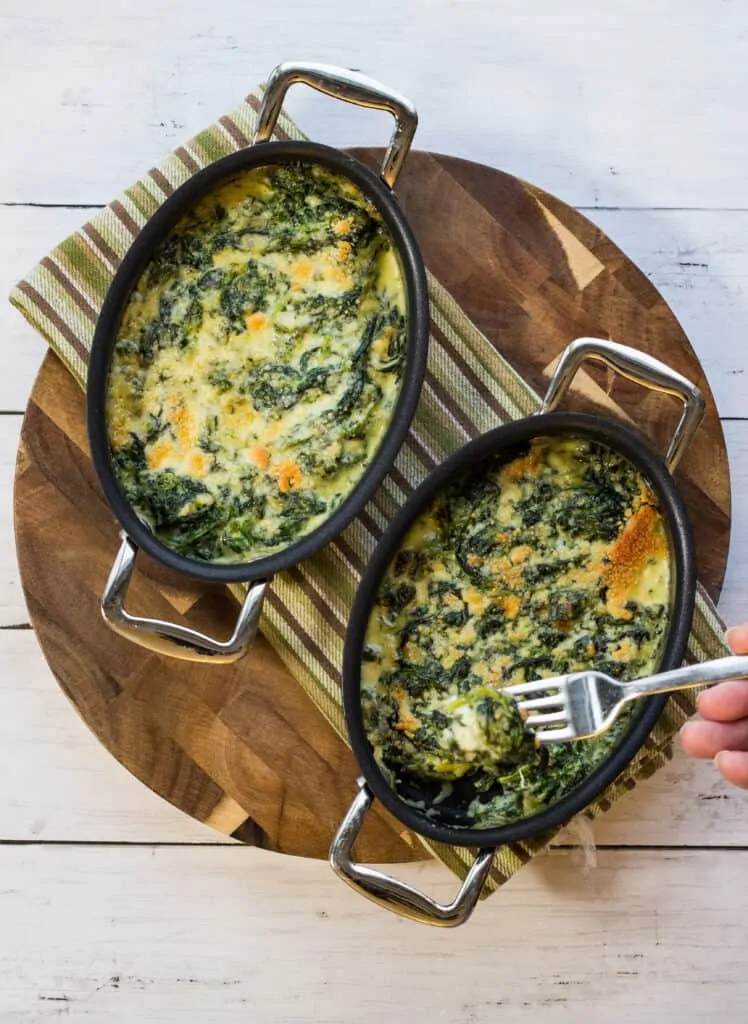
[503,449,540,483]
[604,502,667,617]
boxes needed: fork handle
[620,655,748,701]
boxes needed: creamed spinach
[362,436,672,829]
[107,162,407,563]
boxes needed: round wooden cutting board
[14,150,732,863]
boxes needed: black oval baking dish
[86,62,429,663]
[330,337,706,926]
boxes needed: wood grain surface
[14,150,732,861]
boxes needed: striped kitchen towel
[9,89,731,896]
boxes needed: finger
[715,750,748,789]
[726,623,748,655]
[696,678,748,722]
[680,718,748,758]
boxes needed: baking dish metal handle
[329,780,495,928]
[100,533,267,663]
[540,337,706,473]
[253,61,417,189]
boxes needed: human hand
[680,623,748,788]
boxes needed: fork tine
[534,726,578,744]
[524,710,569,727]
[512,693,566,713]
[501,678,564,698]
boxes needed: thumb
[726,623,748,655]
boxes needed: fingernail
[715,751,727,769]
[725,627,736,648]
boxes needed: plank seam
[7,200,748,213]
[0,840,745,851]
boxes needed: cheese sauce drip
[362,436,672,829]
[106,162,407,563]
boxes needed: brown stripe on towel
[219,114,251,149]
[285,566,346,641]
[82,223,121,270]
[266,588,340,683]
[175,146,202,175]
[148,167,175,196]
[40,258,97,322]
[110,199,141,238]
[15,281,90,366]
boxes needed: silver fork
[502,655,748,743]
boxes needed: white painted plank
[3,206,748,416]
[0,630,231,844]
[0,415,23,626]
[0,206,86,410]
[3,0,748,209]
[591,208,748,422]
[0,845,746,1021]
[716,420,748,626]
[563,743,748,846]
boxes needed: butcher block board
[14,150,731,862]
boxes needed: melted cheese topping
[361,435,672,828]
[106,162,407,563]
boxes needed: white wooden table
[2,2,748,1020]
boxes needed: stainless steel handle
[253,61,418,188]
[620,655,748,702]
[540,338,706,472]
[101,533,267,663]
[329,779,495,927]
